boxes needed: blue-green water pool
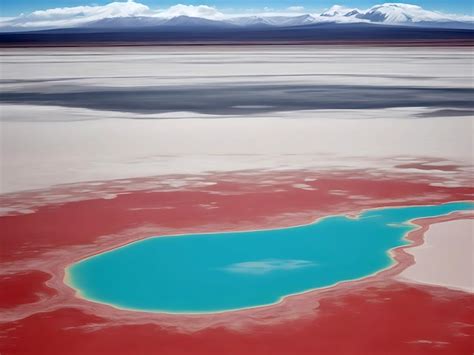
[67,201,473,313]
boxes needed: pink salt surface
[0,168,473,354]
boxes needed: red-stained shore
[0,168,473,355]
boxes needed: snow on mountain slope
[320,5,359,17]
[1,1,152,30]
[86,15,236,29]
[226,14,317,27]
[318,3,473,26]
[356,3,458,24]
[85,16,167,28]
[225,16,276,27]
[161,15,236,28]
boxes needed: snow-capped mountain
[0,2,472,32]
[355,3,468,24]
[318,3,473,27]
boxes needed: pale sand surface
[1,111,473,193]
[1,46,473,193]
[1,46,472,89]
[399,219,473,292]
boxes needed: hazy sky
[1,0,473,17]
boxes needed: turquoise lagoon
[67,202,473,313]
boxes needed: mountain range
[1,2,472,46]
[0,2,472,32]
